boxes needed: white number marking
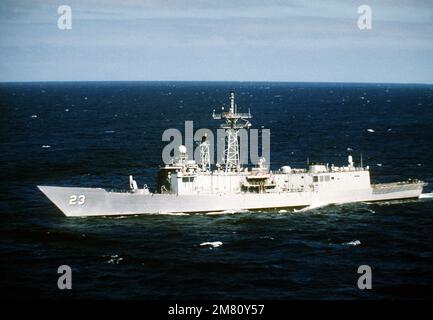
[78,195,86,205]
[69,195,77,205]
[69,195,86,205]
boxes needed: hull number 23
[69,195,86,205]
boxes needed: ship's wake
[203,209,248,215]
[157,212,190,216]
[293,202,330,213]
[420,192,433,199]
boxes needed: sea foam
[200,241,223,248]
[420,193,433,199]
[343,240,361,246]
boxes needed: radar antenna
[212,91,252,172]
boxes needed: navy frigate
[38,92,426,217]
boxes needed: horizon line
[1,80,433,86]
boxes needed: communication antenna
[212,92,252,172]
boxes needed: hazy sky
[1,0,432,83]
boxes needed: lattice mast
[198,133,211,171]
[212,92,252,172]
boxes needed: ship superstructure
[38,92,426,217]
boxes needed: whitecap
[376,163,382,167]
[260,236,275,240]
[30,114,38,118]
[343,240,361,246]
[41,145,51,148]
[200,241,223,248]
[278,209,288,213]
[106,254,124,264]
[367,129,375,133]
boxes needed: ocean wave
[204,209,238,215]
[294,202,329,213]
[371,198,419,206]
[343,240,361,246]
[105,254,124,264]
[200,241,223,248]
[158,212,189,216]
[259,236,275,240]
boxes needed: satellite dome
[281,166,291,173]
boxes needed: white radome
[280,166,291,173]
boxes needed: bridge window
[313,176,318,182]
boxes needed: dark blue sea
[1,81,433,299]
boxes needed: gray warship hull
[37,92,427,217]
[38,182,424,217]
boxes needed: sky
[0,0,432,83]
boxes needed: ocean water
[1,81,433,299]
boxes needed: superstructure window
[182,177,194,183]
[313,176,318,182]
